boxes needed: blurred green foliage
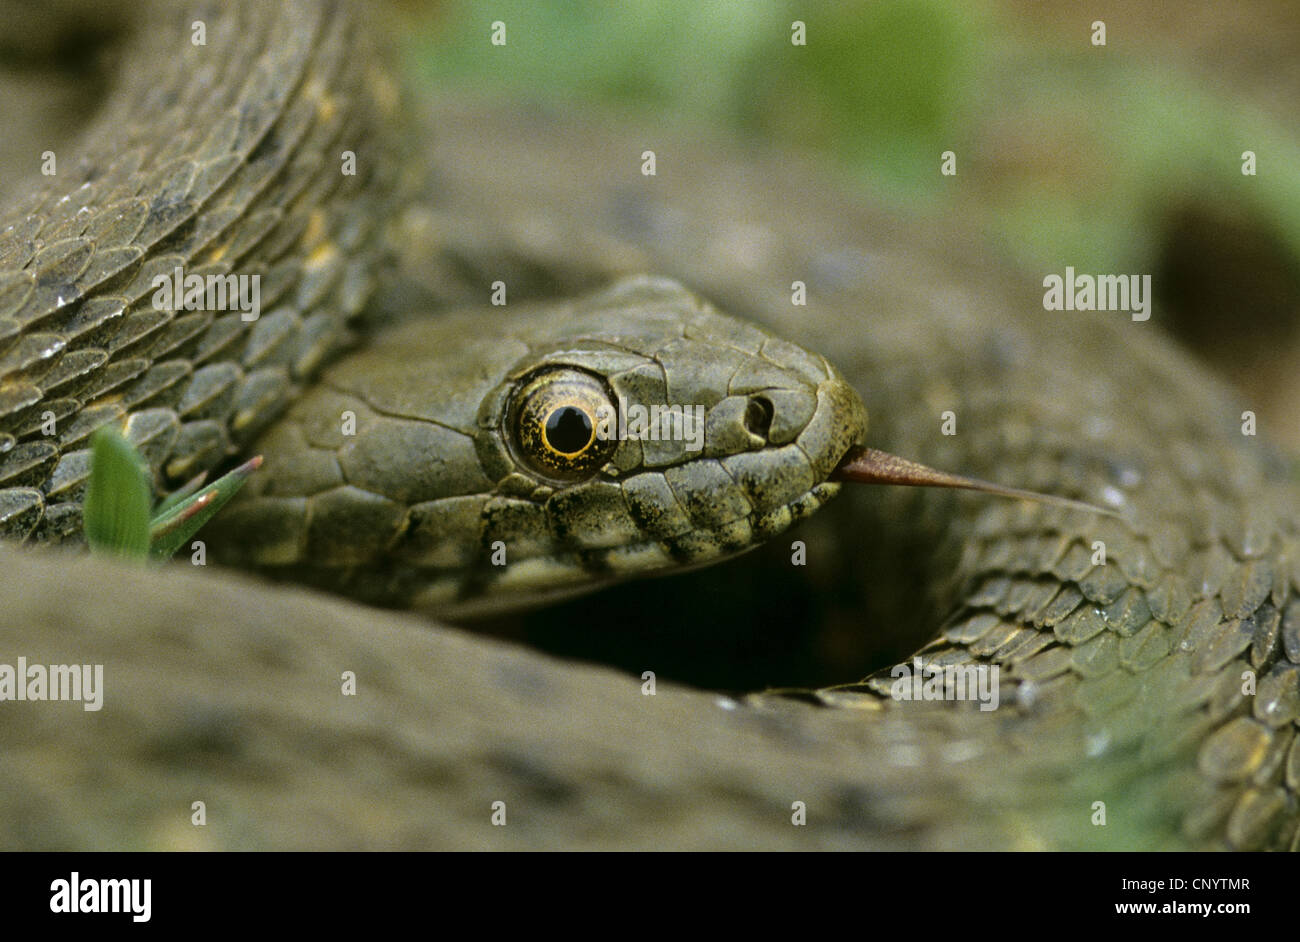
[84,429,152,559]
[406,0,1300,278]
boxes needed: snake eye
[510,368,617,479]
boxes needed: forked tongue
[831,446,1118,517]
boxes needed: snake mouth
[831,445,886,482]
[430,479,843,618]
[833,443,866,477]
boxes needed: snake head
[209,276,868,615]
[462,275,869,612]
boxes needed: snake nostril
[743,396,774,441]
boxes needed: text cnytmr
[1042,267,1151,321]
[890,658,1000,711]
[0,658,103,711]
[595,396,706,452]
[50,873,150,923]
[151,265,261,321]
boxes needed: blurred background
[398,0,1300,448]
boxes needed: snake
[0,0,1297,851]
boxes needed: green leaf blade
[148,455,262,560]
[83,428,153,560]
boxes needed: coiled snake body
[0,0,1297,850]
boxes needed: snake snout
[797,369,870,484]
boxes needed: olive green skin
[0,0,1298,851]
[207,276,866,613]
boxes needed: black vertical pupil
[545,406,592,454]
